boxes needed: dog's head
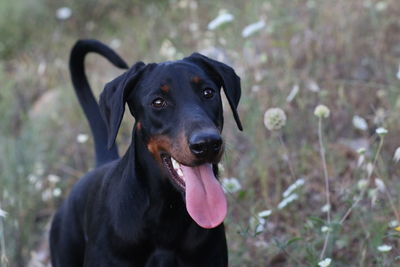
[99,53,242,228]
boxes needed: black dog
[50,39,243,266]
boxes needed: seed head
[0,208,7,218]
[377,244,392,252]
[264,108,287,131]
[221,177,241,193]
[314,105,330,118]
[357,148,366,155]
[318,258,332,267]
[375,127,388,137]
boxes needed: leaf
[238,190,247,200]
[285,237,303,247]
[308,216,325,225]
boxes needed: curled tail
[69,39,129,166]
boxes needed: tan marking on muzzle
[171,131,196,165]
[191,76,201,84]
[147,135,173,163]
[161,84,170,92]
[146,132,196,166]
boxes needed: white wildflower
[375,178,386,192]
[357,154,365,167]
[377,89,386,99]
[221,177,242,193]
[56,7,72,20]
[369,188,378,206]
[218,163,225,174]
[207,10,234,30]
[159,39,177,60]
[357,179,368,191]
[0,208,7,218]
[37,61,46,76]
[308,80,320,92]
[282,178,305,198]
[242,20,266,38]
[177,0,189,9]
[375,1,388,11]
[249,216,266,235]
[375,127,388,137]
[286,84,299,103]
[321,226,331,233]
[393,147,400,163]
[352,115,368,131]
[28,174,39,184]
[357,148,366,155]
[189,22,199,32]
[388,220,399,228]
[396,64,400,80]
[251,85,261,93]
[321,204,331,213]
[110,39,121,49]
[53,188,62,197]
[377,244,392,252]
[277,193,299,209]
[263,108,287,131]
[42,189,52,202]
[318,258,332,267]
[48,174,61,184]
[255,223,265,234]
[35,180,43,191]
[258,210,272,218]
[76,133,89,143]
[366,162,374,177]
[314,105,330,118]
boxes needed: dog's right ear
[99,62,146,149]
[184,53,243,131]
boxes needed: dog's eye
[202,88,215,99]
[151,98,167,108]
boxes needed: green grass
[1,0,400,266]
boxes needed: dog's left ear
[185,53,243,131]
[99,62,146,149]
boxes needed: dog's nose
[189,131,223,159]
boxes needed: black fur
[50,39,242,266]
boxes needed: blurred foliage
[1,0,400,266]
[0,0,48,59]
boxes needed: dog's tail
[69,39,129,167]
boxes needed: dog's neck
[107,128,189,242]
[128,128,186,214]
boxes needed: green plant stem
[339,137,384,225]
[318,118,331,260]
[384,184,400,222]
[278,133,296,182]
[221,183,305,265]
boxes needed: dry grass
[1,0,400,266]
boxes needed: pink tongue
[181,164,227,229]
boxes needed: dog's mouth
[160,154,227,229]
[162,155,186,190]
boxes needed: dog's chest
[146,202,191,245]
